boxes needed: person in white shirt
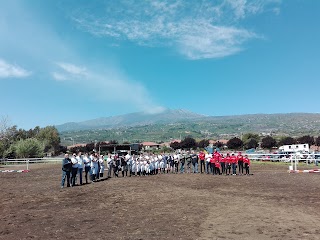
[145,161,150,175]
[106,155,112,178]
[205,153,211,174]
[140,160,145,176]
[70,153,78,186]
[90,154,98,181]
[99,155,105,178]
[76,152,84,185]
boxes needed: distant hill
[57,110,320,145]
[56,109,205,132]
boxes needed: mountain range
[57,109,320,144]
[56,109,205,132]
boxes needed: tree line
[0,117,63,158]
[170,134,320,151]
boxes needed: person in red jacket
[230,153,237,175]
[209,154,215,175]
[198,151,206,174]
[243,155,251,175]
[215,157,221,175]
[225,153,231,175]
[220,153,226,175]
[237,152,244,175]
[212,149,221,175]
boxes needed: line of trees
[0,117,63,158]
[170,134,320,151]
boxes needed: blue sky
[1,0,320,129]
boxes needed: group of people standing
[198,150,251,175]
[61,152,106,188]
[61,150,251,188]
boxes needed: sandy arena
[1,162,320,240]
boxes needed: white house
[278,144,309,153]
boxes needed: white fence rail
[0,154,319,165]
[246,153,320,164]
[0,157,63,165]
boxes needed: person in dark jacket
[191,153,199,173]
[121,156,128,177]
[61,154,72,188]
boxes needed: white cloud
[53,62,165,114]
[52,72,68,81]
[71,0,281,60]
[56,62,88,76]
[0,58,31,78]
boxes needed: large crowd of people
[61,150,251,188]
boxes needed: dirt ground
[1,162,320,240]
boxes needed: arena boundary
[0,159,30,173]
[0,158,62,173]
[288,155,320,173]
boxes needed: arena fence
[0,153,319,172]
[0,158,63,172]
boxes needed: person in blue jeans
[76,152,84,185]
[61,154,72,188]
[83,153,91,184]
[70,153,78,186]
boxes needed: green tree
[296,135,314,146]
[278,136,296,146]
[14,138,44,158]
[244,138,259,150]
[36,126,60,153]
[261,136,277,149]
[242,133,260,150]
[197,139,209,149]
[170,141,181,150]
[315,136,320,148]
[180,136,196,149]
[109,140,119,144]
[215,141,223,149]
[242,133,260,143]
[227,137,243,150]
[3,144,16,159]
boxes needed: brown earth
[1,163,320,240]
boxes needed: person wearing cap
[61,153,72,188]
[237,152,244,175]
[70,153,78,186]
